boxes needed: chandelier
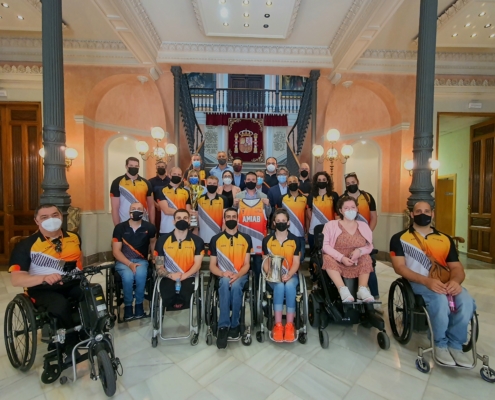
[136,127,177,162]
[312,129,353,177]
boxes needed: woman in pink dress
[321,196,374,302]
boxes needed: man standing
[112,202,156,321]
[264,157,278,188]
[256,169,270,195]
[267,166,289,209]
[110,157,155,226]
[158,167,191,235]
[282,175,308,261]
[197,176,228,244]
[149,161,170,234]
[298,163,311,196]
[209,151,233,186]
[390,201,475,367]
[232,157,246,190]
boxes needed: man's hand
[341,257,355,267]
[349,249,361,263]
[157,267,169,278]
[43,273,62,285]
[190,210,198,217]
[168,272,182,281]
[222,271,234,279]
[128,262,137,274]
[261,198,269,206]
[425,278,447,294]
[282,274,291,282]
[233,198,240,207]
[229,273,241,284]
[445,280,462,296]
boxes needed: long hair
[311,171,333,197]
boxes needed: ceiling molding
[190,0,205,35]
[125,0,162,49]
[286,0,302,38]
[0,64,43,90]
[329,0,367,54]
[23,0,68,29]
[0,37,127,50]
[74,115,162,138]
[0,64,42,74]
[435,77,495,86]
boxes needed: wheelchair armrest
[193,272,203,291]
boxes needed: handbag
[411,231,451,283]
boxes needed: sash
[286,206,305,237]
[119,186,149,222]
[216,249,238,273]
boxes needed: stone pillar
[310,70,320,172]
[171,66,182,164]
[40,0,71,226]
[407,0,438,209]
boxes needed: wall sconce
[312,129,353,177]
[39,146,78,170]
[404,159,440,176]
[136,127,177,162]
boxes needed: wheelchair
[205,271,255,346]
[150,273,204,347]
[3,262,122,397]
[308,224,390,350]
[388,277,495,382]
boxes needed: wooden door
[0,103,43,265]
[228,74,265,112]
[436,175,456,236]
[468,119,495,263]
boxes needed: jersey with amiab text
[281,194,307,237]
[210,231,252,273]
[110,175,152,223]
[154,231,204,274]
[389,227,458,277]
[158,185,191,233]
[262,232,301,274]
[237,198,267,254]
[197,193,227,243]
[307,193,338,235]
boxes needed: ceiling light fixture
[266,1,272,5]
[485,23,492,28]
[479,11,486,17]
[244,23,249,27]
[490,33,495,38]
[223,22,229,26]
[219,0,226,3]
[465,22,471,27]
[263,24,269,28]
[220,7,228,18]
[452,33,458,37]
[242,0,249,4]
[243,12,249,17]
[1,3,8,8]
[471,33,477,37]
[17,15,24,20]
[264,13,270,18]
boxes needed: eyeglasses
[51,237,62,253]
[344,172,357,179]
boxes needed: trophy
[189,184,203,227]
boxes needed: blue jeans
[218,274,248,329]
[409,282,476,350]
[268,274,299,313]
[115,259,149,307]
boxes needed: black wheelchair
[150,273,204,347]
[308,224,390,350]
[3,262,122,397]
[205,271,255,346]
[389,277,495,382]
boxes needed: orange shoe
[284,323,295,342]
[272,323,284,342]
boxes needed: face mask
[41,217,63,232]
[128,167,139,176]
[206,185,218,194]
[175,220,189,231]
[347,184,359,194]
[257,177,264,185]
[300,170,309,178]
[413,213,432,227]
[288,183,299,192]
[171,176,182,184]
[233,165,242,173]
[245,181,257,190]
[130,211,144,221]
[275,222,288,232]
[157,168,166,175]
[317,181,327,189]
[266,164,276,173]
[223,177,232,185]
[218,159,227,166]
[344,210,357,220]
[189,177,199,185]
[192,161,201,168]
[277,175,287,184]
[225,220,238,230]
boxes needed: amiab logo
[242,215,261,223]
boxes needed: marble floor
[0,262,494,400]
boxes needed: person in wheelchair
[390,201,475,368]
[112,202,156,321]
[154,209,204,310]
[262,209,301,342]
[322,196,375,303]
[9,204,83,362]
[209,207,252,349]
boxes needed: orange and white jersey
[281,193,307,238]
[237,198,267,254]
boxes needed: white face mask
[41,217,63,232]
[344,210,357,221]
[266,164,276,173]
[223,178,232,185]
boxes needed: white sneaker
[434,346,456,366]
[357,286,374,302]
[449,348,474,368]
[338,286,354,302]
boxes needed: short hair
[156,160,166,166]
[344,172,359,183]
[187,169,199,178]
[173,209,190,219]
[126,157,140,166]
[232,157,243,163]
[287,175,299,182]
[222,169,234,178]
[34,204,62,218]
[277,166,289,175]
[206,175,219,183]
[336,196,359,219]
[256,169,265,175]
[191,154,202,160]
[273,208,289,221]
[129,202,143,211]
[266,157,277,164]
[224,207,238,218]
[245,171,257,180]
[412,200,434,211]
[217,151,227,156]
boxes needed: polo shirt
[340,190,376,225]
[210,231,252,273]
[281,193,307,238]
[110,174,153,223]
[262,232,301,274]
[157,184,191,233]
[197,193,228,243]
[264,172,278,188]
[298,178,312,195]
[209,164,234,186]
[390,226,458,277]
[149,175,170,201]
[112,220,156,260]
[307,192,339,234]
[154,231,204,274]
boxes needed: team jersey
[197,193,228,243]
[9,231,82,286]
[281,193,307,238]
[262,232,301,275]
[390,227,458,277]
[210,231,252,273]
[307,192,339,235]
[112,220,156,260]
[110,174,152,223]
[154,231,204,274]
[237,198,268,254]
[341,190,376,225]
[158,185,191,233]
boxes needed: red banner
[206,113,287,127]
[228,118,264,163]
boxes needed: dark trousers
[159,277,195,310]
[368,256,379,298]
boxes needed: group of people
[8,152,476,365]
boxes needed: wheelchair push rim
[388,279,413,344]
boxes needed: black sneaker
[217,327,229,349]
[228,325,240,339]
[124,305,134,321]
[134,303,145,319]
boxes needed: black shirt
[149,175,171,201]
[112,220,156,260]
[298,178,312,195]
[222,189,234,208]
[264,172,278,188]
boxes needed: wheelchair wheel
[415,358,431,374]
[97,349,117,397]
[480,366,495,383]
[377,331,390,350]
[319,329,329,349]
[4,294,38,372]
[308,293,320,329]
[463,313,479,353]
[388,279,413,344]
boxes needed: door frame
[436,174,456,236]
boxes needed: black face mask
[300,170,309,178]
[245,181,257,190]
[288,183,299,192]
[130,211,144,221]
[347,184,359,194]
[225,220,237,230]
[275,222,288,232]
[157,168,166,175]
[128,167,139,176]
[317,181,327,189]
[175,220,189,231]
[218,159,227,165]
[206,185,218,194]
[171,176,182,184]
[413,213,432,227]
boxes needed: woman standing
[217,170,240,208]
